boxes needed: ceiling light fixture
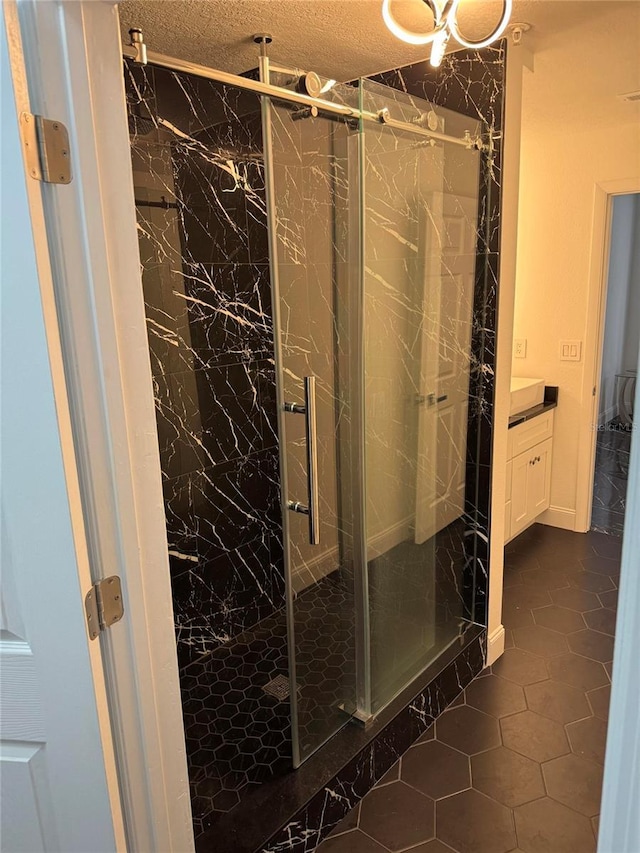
[382,0,513,68]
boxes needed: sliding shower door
[360,80,481,714]
[265,77,482,762]
[265,88,362,765]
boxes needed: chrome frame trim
[122,43,482,149]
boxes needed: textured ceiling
[118,0,632,81]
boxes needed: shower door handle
[284,376,320,545]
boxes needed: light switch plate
[560,340,582,361]
[514,338,527,358]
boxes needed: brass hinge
[20,112,72,184]
[85,576,124,640]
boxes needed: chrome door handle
[415,393,448,407]
[284,376,320,545]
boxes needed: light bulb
[381,0,443,46]
[429,28,450,67]
[381,0,513,54]
[446,0,513,49]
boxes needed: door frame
[4,1,194,850]
[575,177,640,532]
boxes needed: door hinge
[85,576,124,640]
[20,112,72,184]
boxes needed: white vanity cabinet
[505,410,554,542]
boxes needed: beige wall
[512,3,640,531]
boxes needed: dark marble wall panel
[125,60,288,837]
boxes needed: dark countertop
[508,386,559,429]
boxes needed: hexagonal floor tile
[401,740,470,800]
[492,648,548,685]
[436,706,501,755]
[566,716,608,764]
[503,584,553,611]
[401,842,457,853]
[513,625,569,658]
[317,828,388,853]
[549,586,601,613]
[471,746,545,808]
[532,605,586,634]
[500,710,569,763]
[567,571,615,594]
[584,608,617,636]
[547,653,609,691]
[503,569,523,588]
[359,781,434,852]
[587,684,611,720]
[580,554,620,577]
[524,680,590,724]
[514,797,596,853]
[465,674,526,718]
[543,753,603,816]
[568,629,615,663]
[591,533,622,560]
[520,569,569,590]
[436,789,516,853]
[598,588,618,609]
[502,599,535,629]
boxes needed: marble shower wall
[126,61,283,663]
[125,61,289,836]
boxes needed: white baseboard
[486,624,505,666]
[538,505,577,531]
[291,545,340,594]
[367,515,413,561]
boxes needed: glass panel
[266,84,361,763]
[360,79,482,714]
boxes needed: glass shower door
[265,88,362,765]
[265,75,483,761]
[360,79,482,714]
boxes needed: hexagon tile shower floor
[318,523,619,853]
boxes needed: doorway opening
[591,193,640,536]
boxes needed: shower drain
[262,674,290,702]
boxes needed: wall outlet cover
[514,338,527,358]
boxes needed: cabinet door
[510,451,531,538]
[529,437,553,518]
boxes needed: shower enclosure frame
[122,32,489,768]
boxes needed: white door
[0,18,124,851]
[415,187,476,544]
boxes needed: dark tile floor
[591,421,631,536]
[317,524,621,853]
